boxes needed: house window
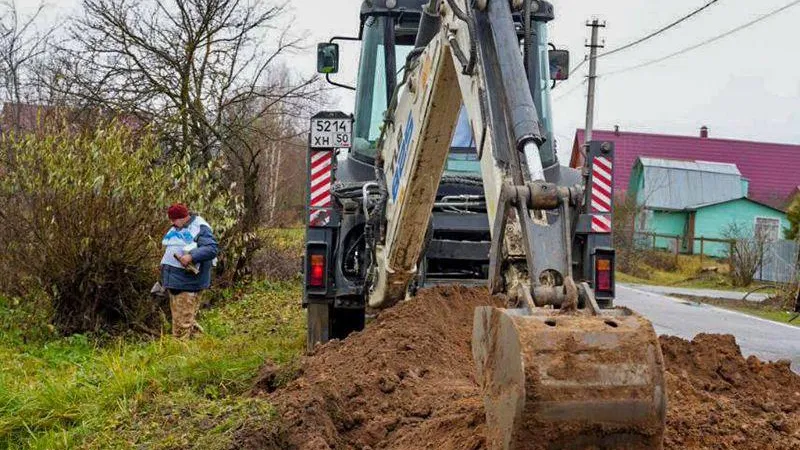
[754,217,780,242]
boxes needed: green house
[629,157,789,257]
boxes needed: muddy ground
[247,286,800,450]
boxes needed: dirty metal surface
[472,307,666,449]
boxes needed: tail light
[594,249,615,296]
[309,253,326,287]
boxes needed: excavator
[305,0,667,448]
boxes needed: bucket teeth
[472,307,667,450]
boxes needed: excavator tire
[473,306,667,450]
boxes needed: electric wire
[555,0,720,90]
[568,58,587,77]
[601,0,800,77]
[553,79,586,102]
[598,0,722,59]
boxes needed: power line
[553,79,586,102]
[600,0,800,78]
[569,57,587,77]
[599,0,722,59]
[556,0,720,90]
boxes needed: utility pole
[584,19,605,146]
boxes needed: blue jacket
[160,216,219,292]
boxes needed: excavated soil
[250,286,800,450]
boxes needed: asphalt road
[616,284,800,372]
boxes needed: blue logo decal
[392,111,414,201]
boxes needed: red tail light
[595,257,612,292]
[309,254,326,287]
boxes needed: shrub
[722,222,767,288]
[0,123,237,334]
[787,195,799,240]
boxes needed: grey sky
[27,0,800,163]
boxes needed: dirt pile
[660,334,799,449]
[253,286,800,450]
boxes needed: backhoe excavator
[304,1,666,448]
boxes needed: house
[629,157,789,257]
[569,127,800,209]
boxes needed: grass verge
[616,253,779,296]
[0,280,305,449]
[673,294,799,327]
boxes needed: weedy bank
[0,279,305,449]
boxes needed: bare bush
[722,222,768,288]
[612,195,651,277]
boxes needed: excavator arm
[365,0,667,448]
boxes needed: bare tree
[223,66,317,230]
[54,0,321,165]
[0,0,57,126]
[723,222,770,287]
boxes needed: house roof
[638,157,741,176]
[570,128,800,208]
[632,157,745,211]
[685,196,787,214]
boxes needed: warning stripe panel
[309,150,334,227]
[591,215,612,233]
[591,156,613,214]
[594,156,612,173]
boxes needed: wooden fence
[634,232,734,265]
[634,232,799,284]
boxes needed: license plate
[311,118,352,149]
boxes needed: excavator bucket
[473,306,667,450]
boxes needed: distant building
[570,127,800,209]
[628,157,789,257]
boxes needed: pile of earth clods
[250,286,800,450]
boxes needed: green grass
[260,228,304,251]
[671,294,799,327]
[0,280,305,449]
[740,309,799,326]
[616,253,779,295]
[618,270,779,295]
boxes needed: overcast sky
[29,0,800,162]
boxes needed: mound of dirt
[251,286,800,450]
[660,334,799,449]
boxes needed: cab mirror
[549,49,570,81]
[317,43,340,74]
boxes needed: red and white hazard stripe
[309,150,333,227]
[591,157,613,214]
[591,215,612,233]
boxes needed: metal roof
[633,157,745,211]
[570,129,800,208]
[638,157,741,176]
